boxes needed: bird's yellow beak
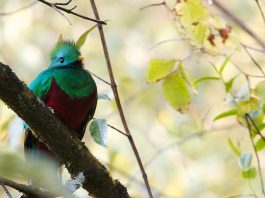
[78,56,84,62]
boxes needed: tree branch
[0,62,129,198]
[245,114,265,197]
[0,176,55,198]
[89,1,154,197]
[37,0,106,25]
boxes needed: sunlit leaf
[57,34,63,44]
[225,75,238,93]
[147,59,177,83]
[219,54,233,74]
[175,0,208,24]
[213,108,238,121]
[162,72,191,112]
[238,153,252,170]
[236,98,264,128]
[89,119,108,147]
[227,138,241,156]
[193,76,220,86]
[255,80,265,101]
[178,63,197,93]
[241,167,256,179]
[193,22,207,44]
[255,137,265,151]
[76,25,97,49]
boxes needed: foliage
[2,0,265,197]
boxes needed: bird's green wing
[24,69,53,129]
[29,69,53,100]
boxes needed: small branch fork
[89,1,154,197]
[37,0,106,25]
[245,114,265,197]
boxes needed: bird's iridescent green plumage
[29,66,96,99]
[25,39,97,160]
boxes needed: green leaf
[255,137,265,151]
[213,108,238,121]
[89,119,108,147]
[238,153,252,170]
[193,76,220,86]
[147,59,177,83]
[255,80,265,101]
[57,34,63,44]
[225,75,239,93]
[193,22,207,44]
[219,54,233,74]
[175,0,208,24]
[162,72,191,112]
[178,63,197,93]
[76,25,97,49]
[227,138,241,156]
[241,167,256,179]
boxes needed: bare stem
[89,1,154,197]
[242,44,265,77]
[0,177,55,198]
[0,183,12,198]
[254,0,265,26]
[0,1,38,16]
[139,2,165,11]
[37,0,106,24]
[213,1,265,50]
[245,114,265,197]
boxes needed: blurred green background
[1,0,265,197]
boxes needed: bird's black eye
[59,57,64,63]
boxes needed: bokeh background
[1,0,265,197]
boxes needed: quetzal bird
[24,38,97,162]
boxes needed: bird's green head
[49,40,82,67]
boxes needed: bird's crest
[49,26,96,67]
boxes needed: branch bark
[0,62,129,198]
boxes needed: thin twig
[245,114,265,198]
[54,0,72,6]
[148,38,185,51]
[139,2,166,11]
[144,123,238,169]
[51,3,72,25]
[246,114,265,145]
[89,1,154,197]
[107,123,128,137]
[242,44,265,77]
[0,177,56,198]
[0,183,12,198]
[213,1,265,50]
[106,163,179,198]
[0,1,38,16]
[241,43,265,53]
[37,0,106,25]
[254,0,265,26]
[87,70,112,86]
[229,193,256,198]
